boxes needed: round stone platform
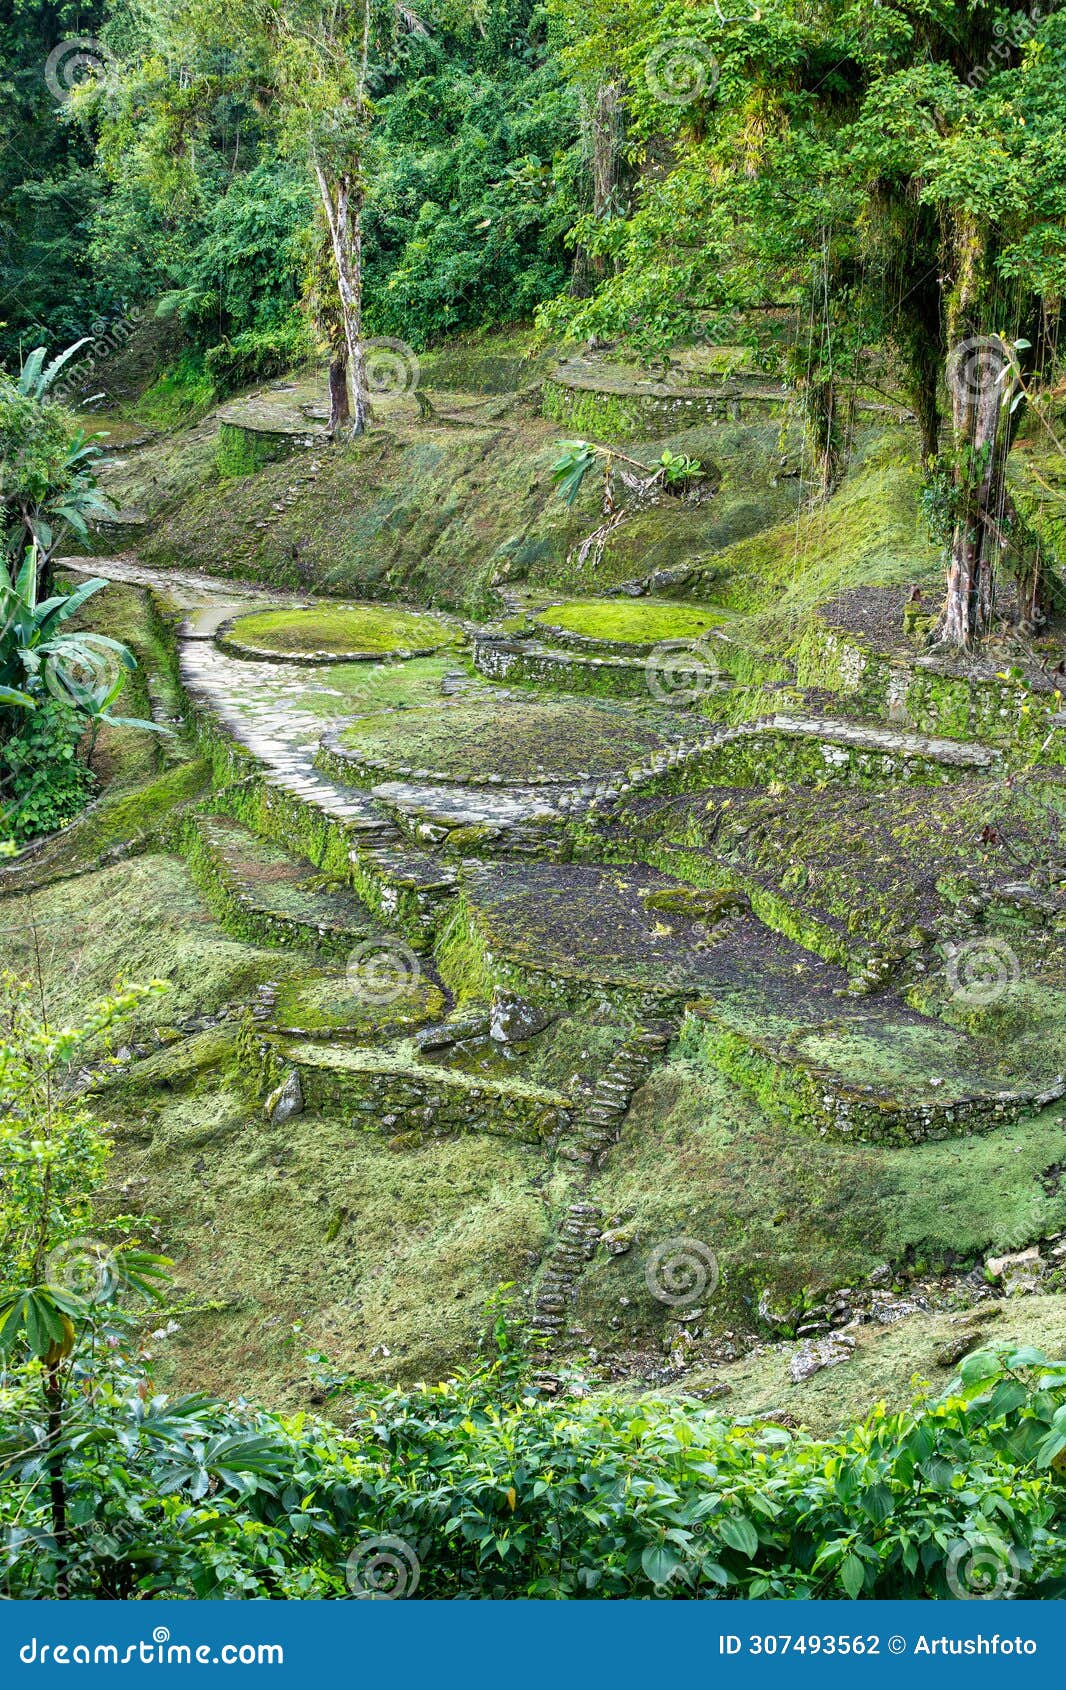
[217,603,455,665]
[317,696,680,788]
[529,597,726,657]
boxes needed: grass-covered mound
[331,697,676,785]
[579,1058,1066,1357]
[270,969,446,1038]
[221,603,452,661]
[530,598,726,648]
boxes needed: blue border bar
[0,1600,1059,1686]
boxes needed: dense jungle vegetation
[4,0,1066,1603]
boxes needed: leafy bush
[1,697,92,844]
[0,554,166,844]
[204,313,314,394]
[0,346,111,579]
[4,1311,1066,1597]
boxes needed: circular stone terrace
[318,695,681,787]
[217,602,456,664]
[528,596,726,656]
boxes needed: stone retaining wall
[244,1030,569,1146]
[473,635,660,700]
[542,374,790,439]
[796,626,1066,766]
[680,1006,1064,1145]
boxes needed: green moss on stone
[223,603,453,661]
[532,598,725,648]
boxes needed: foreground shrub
[3,1335,1066,1600]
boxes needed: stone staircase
[532,1021,676,1346]
[531,1203,604,1344]
[557,1022,675,1167]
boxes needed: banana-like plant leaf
[100,712,174,736]
[16,347,47,397]
[35,577,109,636]
[39,338,92,393]
[0,684,34,710]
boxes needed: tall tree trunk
[571,78,624,295]
[44,1364,69,1598]
[327,352,350,436]
[942,211,1004,647]
[946,383,1006,645]
[805,374,844,498]
[590,79,622,280]
[314,163,370,437]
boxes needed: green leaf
[641,1542,682,1586]
[719,1514,758,1558]
[959,1349,1003,1384]
[17,347,47,397]
[841,1552,865,1599]
[860,1483,894,1525]
[549,440,599,506]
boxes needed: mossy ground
[224,603,451,657]
[530,599,726,645]
[578,1058,1066,1360]
[270,970,447,1037]
[603,776,1060,966]
[107,1087,549,1407]
[333,697,676,784]
[676,1293,1066,1436]
[0,854,283,1040]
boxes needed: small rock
[489,989,553,1044]
[264,1069,303,1125]
[933,1330,986,1368]
[600,1228,634,1256]
[985,1246,1045,1293]
[758,1287,798,1334]
[789,1332,856,1383]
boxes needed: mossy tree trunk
[327,352,351,436]
[942,211,1007,648]
[308,224,351,437]
[572,77,625,295]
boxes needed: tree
[0,971,168,1593]
[106,0,432,436]
[542,0,1066,647]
